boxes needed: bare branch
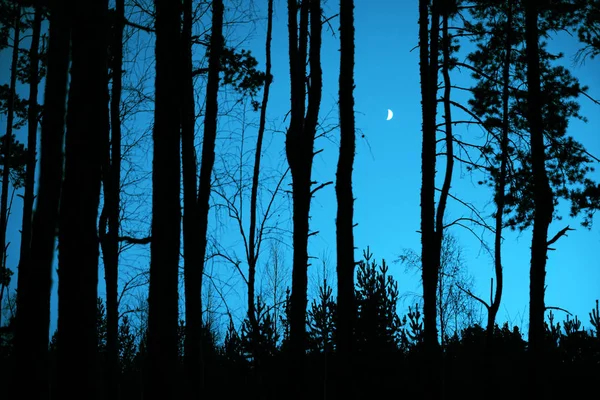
[310,181,333,197]
[545,306,572,316]
[208,251,248,286]
[456,283,490,310]
[444,217,495,234]
[118,235,151,245]
[124,18,155,33]
[256,168,290,258]
[547,225,574,248]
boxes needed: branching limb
[444,217,495,234]
[256,168,290,257]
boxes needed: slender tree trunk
[99,1,124,398]
[488,3,512,343]
[286,0,322,394]
[57,0,108,397]
[148,0,182,397]
[525,0,554,394]
[14,2,69,397]
[434,9,455,396]
[419,0,441,396]
[188,1,223,395]
[335,0,356,396]
[0,6,20,309]
[182,0,202,397]
[438,5,454,345]
[247,0,273,381]
[17,5,41,311]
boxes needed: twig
[311,181,333,196]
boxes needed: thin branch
[209,251,248,286]
[437,189,490,229]
[310,181,333,197]
[124,18,155,33]
[456,283,490,310]
[545,306,572,316]
[444,217,495,234]
[579,89,600,106]
[256,168,290,258]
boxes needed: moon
[386,109,393,121]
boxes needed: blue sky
[1,0,599,339]
[233,0,600,334]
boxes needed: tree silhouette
[335,1,357,396]
[525,0,553,395]
[57,0,108,397]
[285,0,323,394]
[99,1,125,398]
[147,0,181,397]
[13,0,68,397]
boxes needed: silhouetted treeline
[2,254,599,399]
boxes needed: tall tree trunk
[57,0,108,397]
[182,0,201,397]
[335,0,356,394]
[100,1,124,398]
[14,2,68,398]
[17,5,41,313]
[148,0,182,397]
[488,3,512,343]
[435,8,454,396]
[286,0,322,394]
[525,0,554,394]
[438,3,454,344]
[0,6,20,315]
[188,0,223,395]
[419,0,441,396]
[247,0,273,376]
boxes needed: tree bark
[57,0,108,397]
[14,2,68,398]
[99,1,124,398]
[525,0,554,394]
[335,0,356,395]
[148,0,182,397]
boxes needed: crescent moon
[386,109,393,121]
